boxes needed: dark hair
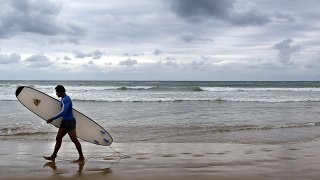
[55,85,66,93]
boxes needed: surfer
[44,85,85,163]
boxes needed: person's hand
[46,118,54,124]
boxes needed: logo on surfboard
[33,99,41,106]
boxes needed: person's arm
[47,97,71,123]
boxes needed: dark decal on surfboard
[33,99,41,106]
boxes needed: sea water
[1,80,320,144]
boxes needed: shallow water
[2,100,320,144]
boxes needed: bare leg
[44,128,67,161]
[68,129,85,162]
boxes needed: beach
[1,80,320,179]
[1,0,319,178]
[1,140,320,179]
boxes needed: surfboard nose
[15,86,24,97]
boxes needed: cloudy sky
[0,0,319,80]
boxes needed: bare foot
[43,155,56,162]
[72,157,85,163]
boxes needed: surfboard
[15,86,113,146]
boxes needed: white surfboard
[15,86,113,146]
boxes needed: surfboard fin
[103,139,110,144]
[94,140,100,145]
[100,130,106,134]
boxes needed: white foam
[201,87,320,92]
[2,83,320,102]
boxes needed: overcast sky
[0,0,319,80]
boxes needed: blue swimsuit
[52,95,74,121]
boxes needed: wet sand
[1,140,320,180]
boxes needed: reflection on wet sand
[43,162,57,171]
[43,160,113,177]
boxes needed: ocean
[1,80,320,144]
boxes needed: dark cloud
[24,54,52,67]
[165,57,175,60]
[73,50,105,59]
[74,51,87,58]
[156,56,214,71]
[229,7,271,26]
[190,60,207,69]
[132,53,144,57]
[273,12,295,23]
[64,56,71,60]
[118,58,138,66]
[163,60,179,68]
[201,56,213,61]
[153,49,163,55]
[0,53,21,64]
[170,0,232,21]
[91,50,105,59]
[189,59,214,70]
[123,52,144,57]
[273,39,301,65]
[170,0,271,26]
[181,33,213,43]
[153,60,179,70]
[0,0,84,42]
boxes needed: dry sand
[1,140,320,180]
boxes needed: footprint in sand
[245,150,254,154]
[278,156,297,160]
[180,152,192,155]
[104,157,118,160]
[136,157,150,160]
[260,148,273,152]
[162,154,176,158]
[205,152,215,155]
[217,151,230,155]
[134,153,150,156]
[192,154,205,157]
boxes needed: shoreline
[1,140,320,179]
